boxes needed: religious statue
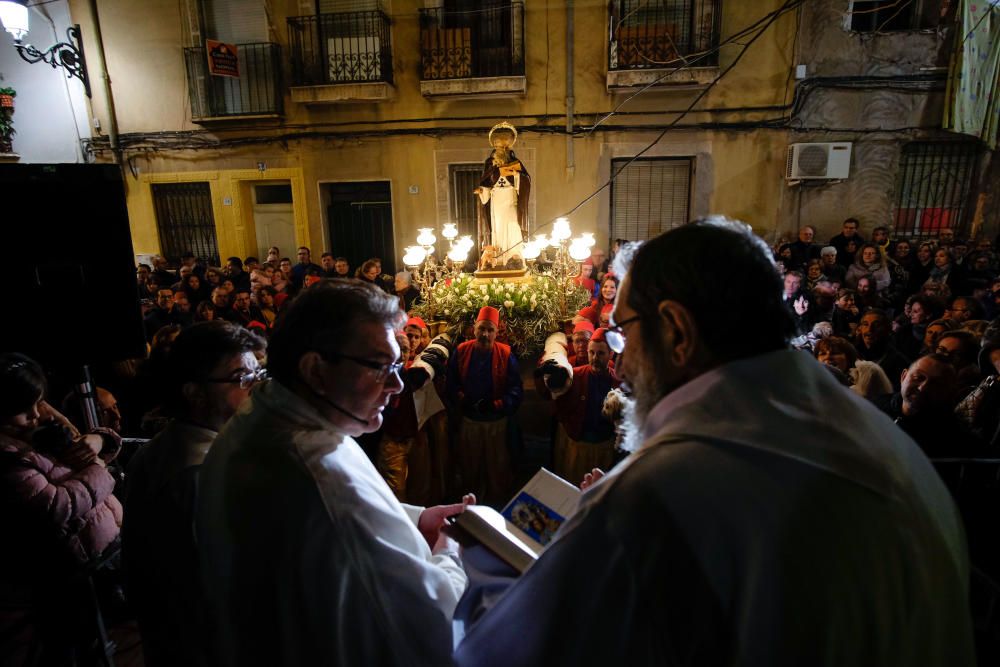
[474,121,531,269]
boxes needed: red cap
[591,327,608,343]
[577,305,599,324]
[572,320,595,335]
[304,275,322,287]
[476,306,500,325]
[582,258,594,266]
[247,320,268,333]
[405,316,427,331]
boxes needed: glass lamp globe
[581,232,596,248]
[533,233,548,246]
[447,246,468,263]
[569,242,591,262]
[0,1,29,41]
[416,228,436,247]
[458,235,474,251]
[403,246,427,267]
[552,217,572,241]
[522,242,541,260]
[442,223,458,240]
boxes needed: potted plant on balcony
[0,87,14,154]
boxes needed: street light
[0,0,91,97]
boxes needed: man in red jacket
[446,306,523,505]
[543,328,621,485]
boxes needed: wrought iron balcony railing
[608,0,721,71]
[184,42,283,119]
[288,11,393,86]
[418,1,524,80]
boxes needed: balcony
[418,1,525,98]
[607,0,721,91]
[287,11,394,104]
[184,42,283,121]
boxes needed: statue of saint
[474,122,531,268]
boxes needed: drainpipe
[87,0,120,163]
[565,0,575,178]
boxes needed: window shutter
[203,0,268,43]
[610,158,692,242]
[318,0,382,12]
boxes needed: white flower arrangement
[412,273,591,354]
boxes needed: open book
[451,468,580,573]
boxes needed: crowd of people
[774,219,1000,456]
[1,217,997,665]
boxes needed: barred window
[610,157,692,242]
[608,0,721,70]
[449,163,483,239]
[152,182,221,266]
[894,141,980,238]
[847,0,944,32]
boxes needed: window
[187,0,281,118]
[254,184,293,204]
[152,182,221,266]
[609,0,721,71]
[449,164,483,239]
[610,157,692,242]
[202,0,267,42]
[419,1,524,80]
[848,0,944,32]
[894,142,980,238]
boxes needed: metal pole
[566,0,575,178]
[86,0,120,160]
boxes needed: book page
[500,468,581,552]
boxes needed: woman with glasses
[122,320,264,667]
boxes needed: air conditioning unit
[785,142,852,180]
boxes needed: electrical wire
[534,0,807,242]
[81,73,946,158]
[588,0,810,135]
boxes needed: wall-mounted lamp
[0,0,91,97]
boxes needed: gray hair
[612,216,795,363]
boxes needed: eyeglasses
[604,315,641,354]
[207,367,269,389]
[326,352,404,384]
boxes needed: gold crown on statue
[488,121,518,148]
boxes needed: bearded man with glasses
[455,217,974,666]
[197,279,471,666]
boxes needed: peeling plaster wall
[777,0,984,243]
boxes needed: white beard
[617,393,645,453]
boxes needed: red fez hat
[405,316,427,331]
[591,327,608,343]
[582,258,594,266]
[578,305,599,323]
[476,306,500,325]
[572,320,595,335]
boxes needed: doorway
[325,181,396,276]
[252,182,297,260]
